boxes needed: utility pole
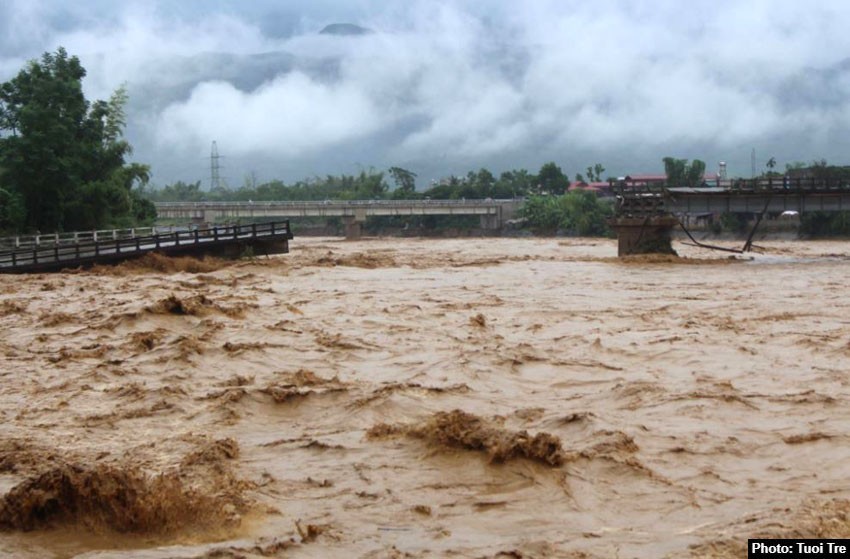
[210,141,222,190]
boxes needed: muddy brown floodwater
[1,237,850,558]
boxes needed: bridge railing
[0,226,187,251]
[153,198,522,208]
[0,221,292,271]
[614,177,850,194]
[724,177,850,191]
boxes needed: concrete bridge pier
[479,214,501,230]
[189,209,208,227]
[609,216,679,256]
[342,216,362,240]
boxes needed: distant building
[568,181,614,197]
[618,174,667,188]
[616,172,720,189]
[702,172,720,186]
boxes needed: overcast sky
[2,0,850,188]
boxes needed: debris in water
[148,294,212,316]
[367,409,566,466]
[295,519,326,542]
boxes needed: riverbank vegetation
[519,193,614,236]
[0,49,155,235]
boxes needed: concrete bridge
[664,186,850,214]
[154,199,524,239]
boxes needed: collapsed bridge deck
[0,221,294,274]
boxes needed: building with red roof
[568,181,614,196]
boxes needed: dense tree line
[145,170,389,203]
[145,161,590,203]
[0,48,155,234]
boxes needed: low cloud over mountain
[3,0,850,186]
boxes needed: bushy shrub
[520,192,614,236]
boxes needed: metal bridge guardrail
[614,177,850,196]
[0,221,293,273]
[723,177,850,191]
[0,226,187,251]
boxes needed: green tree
[494,169,532,198]
[519,195,563,230]
[0,185,25,232]
[801,211,850,237]
[593,163,605,182]
[581,163,606,183]
[472,168,496,198]
[422,176,460,199]
[388,166,417,196]
[663,157,706,188]
[149,180,204,202]
[537,162,569,195]
[352,170,387,199]
[0,48,151,233]
[520,191,613,235]
[762,157,782,178]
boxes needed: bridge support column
[190,210,208,226]
[342,216,362,240]
[479,214,501,230]
[609,216,679,256]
